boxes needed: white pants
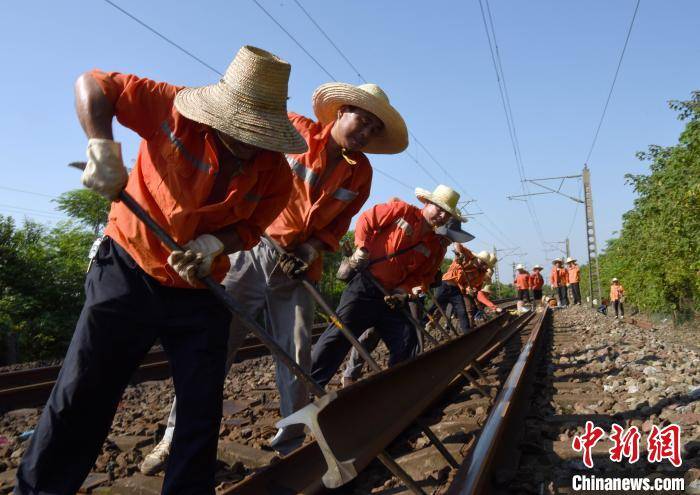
[162,238,314,443]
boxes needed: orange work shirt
[515,272,530,290]
[476,290,496,309]
[266,113,372,281]
[558,267,569,286]
[442,245,487,293]
[92,70,293,288]
[355,199,446,293]
[567,264,580,284]
[529,272,544,290]
[610,284,625,301]
[550,266,569,287]
[442,244,474,289]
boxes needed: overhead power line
[285,0,521,249]
[101,0,427,195]
[584,0,641,166]
[477,0,546,249]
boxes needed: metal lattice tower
[582,166,602,305]
[492,246,500,297]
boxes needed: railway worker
[423,219,476,334]
[461,251,497,327]
[475,284,502,316]
[550,258,569,307]
[341,221,469,386]
[310,185,463,388]
[529,264,545,308]
[514,264,531,304]
[610,278,625,319]
[566,257,582,305]
[140,81,408,467]
[15,46,305,495]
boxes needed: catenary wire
[584,0,641,166]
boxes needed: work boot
[269,424,305,456]
[140,437,171,475]
[341,376,356,388]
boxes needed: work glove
[495,307,503,313]
[167,234,224,286]
[348,247,369,271]
[279,242,319,279]
[82,138,129,200]
[384,292,409,310]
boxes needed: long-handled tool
[423,290,460,339]
[423,289,490,391]
[262,234,459,470]
[70,162,426,495]
[363,269,488,398]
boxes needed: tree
[0,216,93,362]
[54,189,110,235]
[580,92,700,319]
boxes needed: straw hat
[533,264,543,270]
[612,277,619,283]
[174,46,307,154]
[566,257,577,263]
[312,82,408,154]
[481,285,492,294]
[552,258,563,264]
[476,250,492,265]
[515,263,526,271]
[435,217,474,243]
[488,253,498,266]
[415,185,465,221]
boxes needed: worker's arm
[75,73,115,139]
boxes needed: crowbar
[70,162,427,494]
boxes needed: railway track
[0,299,516,413]
[0,325,326,411]
[223,303,545,494]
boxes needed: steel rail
[262,234,458,473]
[64,163,426,495]
[447,308,550,495]
[225,308,520,493]
[0,327,328,411]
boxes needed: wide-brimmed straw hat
[566,257,577,263]
[533,264,543,270]
[552,258,563,264]
[312,82,408,154]
[415,185,465,221]
[516,263,526,271]
[435,217,474,243]
[612,277,619,282]
[174,45,307,154]
[476,250,491,265]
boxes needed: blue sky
[1,0,698,281]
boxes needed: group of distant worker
[14,46,509,495]
[513,258,626,319]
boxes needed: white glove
[167,234,224,286]
[348,247,369,270]
[82,138,129,200]
[495,307,503,313]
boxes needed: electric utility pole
[507,166,601,306]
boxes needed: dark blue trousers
[310,273,417,388]
[15,238,230,495]
[426,282,470,334]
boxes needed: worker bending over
[310,185,463,387]
[141,80,408,468]
[16,46,303,495]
